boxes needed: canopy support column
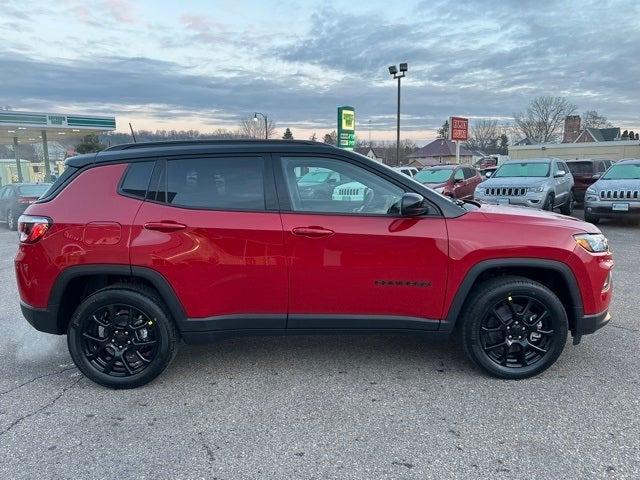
[41,130,51,182]
[13,136,23,182]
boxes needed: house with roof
[563,115,621,143]
[407,139,473,167]
[354,146,383,162]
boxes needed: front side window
[165,157,266,210]
[494,162,550,178]
[282,156,404,215]
[454,169,465,180]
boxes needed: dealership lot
[0,211,638,479]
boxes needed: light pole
[388,63,407,166]
[253,112,268,139]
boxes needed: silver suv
[584,158,640,224]
[474,158,574,214]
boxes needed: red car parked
[413,164,483,199]
[566,159,613,202]
[16,141,613,388]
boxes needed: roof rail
[103,139,333,151]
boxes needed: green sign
[337,106,356,150]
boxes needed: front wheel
[67,285,179,389]
[560,192,574,215]
[542,193,554,211]
[460,276,568,379]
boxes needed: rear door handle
[292,226,334,238]
[144,221,187,232]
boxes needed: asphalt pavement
[0,210,638,479]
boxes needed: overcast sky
[1,0,638,141]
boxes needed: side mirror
[485,171,493,178]
[592,173,601,180]
[555,170,566,178]
[400,193,429,216]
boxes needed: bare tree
[465,119,499,152]
[323,131,337,145]
[582,110,612,129]
[239,115,277,139]
[513,96,577,143]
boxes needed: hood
[480,177,548,187]
[592,178,640,191]
[476,203,600,234]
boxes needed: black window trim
[139,153,278,213]
[272,152,443,218]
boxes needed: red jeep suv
[15,140,613,388]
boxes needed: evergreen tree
[75,134,105,154]
[282,128,294,140]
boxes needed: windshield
[298,171,331,184]
[566,162,593,175]
[414,168,453,183]
[18,184,51,197]
[602,163,640,180]
[494,162,550,178]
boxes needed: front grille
[336,187,363,196]
[486,187,527,197]
[600,190,640,201]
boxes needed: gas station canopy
[0,110,116,182]
[0,110,116,144]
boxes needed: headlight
[434,187,445,193]
[527,186,544,193]
[574,233,609,253]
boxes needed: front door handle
[144,221,187,232]
[292,226,334,238]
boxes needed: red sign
[449,116,469,141]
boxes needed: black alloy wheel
[79,304,159,377]
[479,295,555,369]
[461,276,568,379]
[68,285,178,389]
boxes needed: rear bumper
[20,301,63,335]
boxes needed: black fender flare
[440,258,584,333]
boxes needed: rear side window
[120,161,154,199]
[463,167,476,179]
[38,166,78,201]
[165,157,265,210]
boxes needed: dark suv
[566,159,613,203]
[16,140,613,388]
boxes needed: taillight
[18,215,52,243]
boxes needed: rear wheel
[67,285,178,389]
[560,192,574,215]
[460,276,568,379]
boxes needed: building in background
[563,115,621,143]
[407,139,472,167]
[509,139,640,161]
[354,146,383,162]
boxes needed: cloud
[0,0,638,136]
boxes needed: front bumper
[20,301,63,335]
[474,194,545,209]
[573,309,611,344]
[584,200,640,218]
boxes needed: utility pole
[388,63,408,166]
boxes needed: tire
[560,192,574,216]
[542,193,554,211]
[460,276,568,379]
[67,284,179,389]
[7,209,16,231]
[584,211,600,224]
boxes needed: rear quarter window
[120,161,154,199]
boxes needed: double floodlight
[388,63,408,77]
